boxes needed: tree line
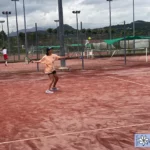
[0,21,149,51]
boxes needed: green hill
[61,24,75,31]
[106,20,150,37]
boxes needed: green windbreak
[104,38,124,45]
[38,46,60,49]
[104,36,150,45]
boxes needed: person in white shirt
[0,47,8,66]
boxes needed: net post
[80,21,84,70]
[35,23,39,71]
[124,21,126,65]
[146,48,148,62]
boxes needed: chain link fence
[0,30,150,63]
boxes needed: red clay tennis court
[0,57,150,150]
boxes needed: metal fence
[0,31,150,63]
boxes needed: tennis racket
[24,56,33,64]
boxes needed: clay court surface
[0,56,150,150]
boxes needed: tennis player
[0,47,8,66]
[33,47,69,94]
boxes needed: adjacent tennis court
[0,57,150,150]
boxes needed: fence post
[80,21,84,70]
[35,23,39,71]
[146,48,148,62]
[124,21,126,65]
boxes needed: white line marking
[83,71,150,78]
[0,69,150,146]
[108,76,150,88]
[0,122,150,145]
[111,71,150,76]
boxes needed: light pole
[58,0,66,68]
[80,21,84,69]
[123,21,126,65]
[0,20,5,46]
[54,19,59,41]
[72,11,80,46]
[133,0,135,53]
[23,0,28,57]
[12,0,20,60]
[133,0,135,37]
[2,11,11,54]
[106,0,112,41]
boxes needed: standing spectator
[0,47,8,66]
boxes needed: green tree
[70,30,75,35]
[19,32,25,45]
[120,30,124,36]
[47,28,53,34]
[52,29,57,34]
[65,30,69,36]
[111,29,115,34]
[111,29,115,38]
[104,29,109,34]
[86,29,91,35]
[0,31,7,47]
[28,32,36,45]
[98,29,103,34]
[92,29,98,35]
[81,29,86,34]
[104,29,109,38]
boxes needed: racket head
[24,56,33,64]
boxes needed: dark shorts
[48,70,56,75]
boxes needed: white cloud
[0,0,149,33]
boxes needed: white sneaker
[45,90,54,94]
[51,87,59,91]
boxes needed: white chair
[87,49,94,59]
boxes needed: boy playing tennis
[33,47,68,94]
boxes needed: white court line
[0,70,150,146]
[0,122,150,145]
[110,71,150,76]
[85,70,150,77]
[108,76,150,88]
[0,72,150,145]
